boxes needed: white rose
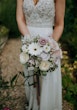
[19,52,29,64]
[43,44,51,53]
[39,60,51,71]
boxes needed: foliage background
[61,0,77,60]
[0,0,19,37]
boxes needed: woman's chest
[22,0,55,15]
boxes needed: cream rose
[19,52,29,64]
[39,60,51,71]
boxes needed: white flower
[39,60,51,71]
[43,44,51,53]
[40,52,50,60]
[21,44,28,53]
[28,43,42,56]
[19,52,29,64]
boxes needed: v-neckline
[32,0,40,8]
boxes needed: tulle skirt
[23,26,62,110]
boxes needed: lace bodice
[23,0,55,27]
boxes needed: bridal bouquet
[20,35,62,76]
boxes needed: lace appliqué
[22,0,55,27]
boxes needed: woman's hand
[49,37,63,59]
[21,34,31,43]
[16,0,30,36]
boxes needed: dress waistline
[26,23,54,28]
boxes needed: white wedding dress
[21,0,62,110]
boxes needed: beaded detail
[23,0,55,27]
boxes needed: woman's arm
[16,0,30,36]
[51,0,66,42]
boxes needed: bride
[16,0,65,110]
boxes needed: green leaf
[10,74,18,87]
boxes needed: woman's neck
[33,0,39,5]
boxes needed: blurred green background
[0,0,19,36]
